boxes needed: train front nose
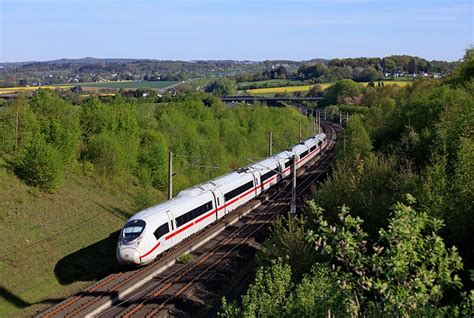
[117,247,140,265]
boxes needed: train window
[300,150,309,159]
[122,219,146,241]
[261,169,276,184]
[176,201,213,228]
[318,141,322,146]
[285,160,292,168]
[310,145,317,152]
[224,180,254,202]
[154,223,170,240]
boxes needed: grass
[0,161,164,317]
[237,79,304,90]
[0,81,179,94]
[246,81,411,95]
[176,253,193,264]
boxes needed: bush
[30,90,81,164]
[14,138,64,192]
[0,94,39,154]
[177,253,193,264]
[87,132,137,178]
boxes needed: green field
[246,80,411,96]
[54,80,180,89]
[238,79,305,90]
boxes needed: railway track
[38,121,339,318]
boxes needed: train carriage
[117,132,328,265]
[248,157,281,192]
[273,150,294,178]
[292,143,311,169]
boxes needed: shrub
[87,132,137,178]
[14,137,64,192]
[177,253,193,264]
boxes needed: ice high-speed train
[117,133,328,265]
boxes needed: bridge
[220,96,323,115]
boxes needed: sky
[0,0,472,62]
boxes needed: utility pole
[324,108,327,120]
[318,110,321,134]
[346,112,349,126]
[298,122,302,142]
[312,114,316,135]
[168,151,173,200]
[290,155,297,213]
[339,110,342,125]
[268,131,273,156]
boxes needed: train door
[165,210,175,246]
[212,189,226,219]
[251,171,261,197]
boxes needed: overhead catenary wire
[246,158,283,176]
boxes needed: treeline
[220,49,473,316]
[297,55,456,83]
[0,59,267,87]
[231,55,457,86]
[0,92,313,196]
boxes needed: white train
[117,133,328,265]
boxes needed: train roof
[292,143,309,154]
[248,157,279,172]
[129,197,185,221]
[274,150,294,160]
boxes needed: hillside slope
[0,93,314,317]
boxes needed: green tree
[86,132,137,178]
[136,130,168,189]
[323,79,362,105]
[220,259,293,318]
[205,78,237,96]
[0,94,39,154]
[336,114,372,165]
[284,264,350,317]
[13,137,64,192]
[450,48,474,85]
[382,57,397,72]
[258,215,317,280]
[305,84,323,97]
[30,90,81,164]
[308,198,464,316]
[361,66,380,81]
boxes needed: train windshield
[122,219,146,241]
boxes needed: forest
[0,92,314,195]
[220,49,473,316]
[232,55,457,85]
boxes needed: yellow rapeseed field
[247,81,410,95]
[0,85,73,94]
